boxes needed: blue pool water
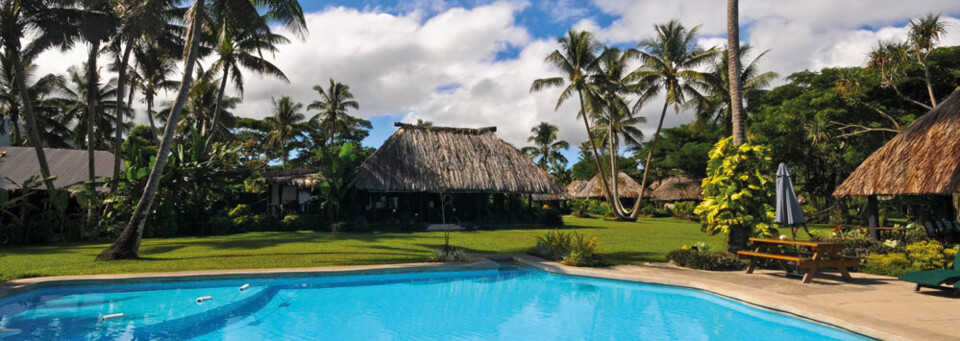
[0,266,870,340]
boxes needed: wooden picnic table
[737,238,860,284]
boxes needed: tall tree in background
[130,42,180,139]
[908,13,947,108]
[57,64,119,149]
[727,0,745,144]
[308,79,360,146]
[0,52,69,147]
[627,20,716,219]
[205,21,290,148]
[532,30,623,216]
[265,96,306,167]
[98,0,307,260]
[0,0,79,224]
[521,122,569,170]
[692,45,776,132]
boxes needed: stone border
[0,257,498,300]
[510,254,909,341]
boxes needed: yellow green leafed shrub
[694,138,776,240]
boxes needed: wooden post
[867,195,879,240]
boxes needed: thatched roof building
[566,179,588,197]
[0,147,117,191]
[263,169,323,188]
[355,123,565,195]
[573,172,644,198]
[649,175,702,202]
[835,89,960,196]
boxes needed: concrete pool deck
[2,256,956,340]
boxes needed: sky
[30,0,960,163]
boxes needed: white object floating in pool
[239,284,251,291]
[196,296,213,304]
[101,313,124,321]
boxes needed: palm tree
[0,0,80,197]
[586,47,645,213]
[521,122,569,170]
[56,65,121,150]
[907,13,946,108]
[726,0,746,144]
[161,67,239,140]
[265,96,306,168]
[866,40,927,110]
[692,46,777,133]
[531,30,621,214]
[0,51,69,147]
[98,0,307,260]
[626,20,717,219]
[106,0,182,189]
[76,0,116,197]
[205,21,290,148]
[308,79,361,146]
[130,42,180,140]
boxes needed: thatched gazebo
[574,172,645,199]
[356,123,566,223]
[835,88,960,236]
[649,175,702,202]
[263,169,323,215]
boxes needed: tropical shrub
[861,240,958,277]
[673,201,697,219]
[569,199,590,218]
[531,230,604,267]
[667,243,746,271]
[695,137,775,252]
[431,245,468,263]
[536,207,564,227]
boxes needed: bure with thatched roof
[649,175,703,202]
[835,89,960,196]
[573,172,646,199]
[356,123,565,194]
[355,123,566,224]
[262,169,324,215]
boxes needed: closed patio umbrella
[775,163,808,239]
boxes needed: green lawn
[0,217,832,281]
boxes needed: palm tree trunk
[97,0,205,260]
[577,88,623,219]
[204,66,229,150]
[10,109,20,146]
[112,40,133,191]
[6,43,58,195]
[919,58,938,108]
[85,40,100,230]
[629,101,670,219]
[607,123,623,216]
[146,93,159,142]
[727,0,746,145]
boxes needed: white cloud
[26,0,960,154]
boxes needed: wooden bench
[737,238,860,283]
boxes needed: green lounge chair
[899,251,960,293]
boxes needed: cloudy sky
[33,0,960,162]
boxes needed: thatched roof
[263,169,323,188]
[355,123,566,194]
[573,172,644,198]
[835,88,960,196]
[0,146,117,191]
[649,175,702,201]
[566,179,588,196]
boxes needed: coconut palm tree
[727,0,746,144]
[56,65,121,150]
[130,41,180,140]
[265,96,306,168]
[531,30,622,214]
[692,46,777,133]
[98,0,307,260]
[308,79,363,146]
[907,13,947,108]
[204,21,290,148]
[0,0,80,197]
[586,47,645,213]
[626,20,717,219]
[521,122,569,170]
[0,51,69,147]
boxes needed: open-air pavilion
[834,88,960,237]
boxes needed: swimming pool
[0,266,870,340]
